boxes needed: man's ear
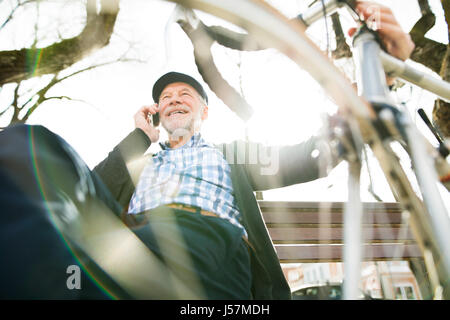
[201,105,209,121]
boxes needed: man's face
[158,82,208,136]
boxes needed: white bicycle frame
[299,0,450,103]
[301,0,450,300]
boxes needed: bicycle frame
[298,0,450,102]
[165,0,450,299]
[307,1,450,300]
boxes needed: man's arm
[93,128,151,205]
[227,136,332,191]
[92,105,158,206]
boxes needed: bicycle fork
[352,26,450,299]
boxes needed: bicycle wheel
[164,0,450,299]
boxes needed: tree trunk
[432,0,450,138]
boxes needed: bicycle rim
[165,0,450,298]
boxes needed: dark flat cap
[152,72,208,104]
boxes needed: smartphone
[152,112,160,127]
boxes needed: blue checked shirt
[128,133,247,236]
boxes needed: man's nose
[168,94,182,106]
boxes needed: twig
[0,0,36,31]
[54,57,141,85]
[17,57,142,123]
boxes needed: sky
[0,0,449,205]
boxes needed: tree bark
[331,13,352,60]
[409,0,445,75]
[432,0,450,138]
[178,18,254,122]
[0,0,120,86]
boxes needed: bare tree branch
[204,24,265,51]
[41,95,73,101]
[20,95,80,123]
[20,74,57,111]
[410,38,447,75]
[0,0,36,31]
[408,0,447,74]
[10,82,21,123]
[0,0,120,86]
[432,0,450,137]
[54,58,138,86]
[331,13,352,60]
[178,19,254,122]
[410,0,435,36]
[6,56,143,125]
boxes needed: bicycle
[158,0,450,299]
[25,0,448,300]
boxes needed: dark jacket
[94,128,322,299]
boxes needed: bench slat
[268,227,415,243]
[258,201,422,262]
[262,211,405,225]
[259,201,402,212]
[275,244,422,263]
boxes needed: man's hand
[353,1,415,61]
[134,104,160,143]
[348,1,415,85]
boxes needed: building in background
[283,261,422,300]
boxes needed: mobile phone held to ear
[152,112,160,127]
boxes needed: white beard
[162,106,203,139]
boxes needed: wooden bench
[259,201,422,263]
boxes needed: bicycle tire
[165,0,450,299]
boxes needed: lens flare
[28,126,118,300]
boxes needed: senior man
[94,71,320,299]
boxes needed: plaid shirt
[128,133,247,236]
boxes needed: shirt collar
[159,132,206,150]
